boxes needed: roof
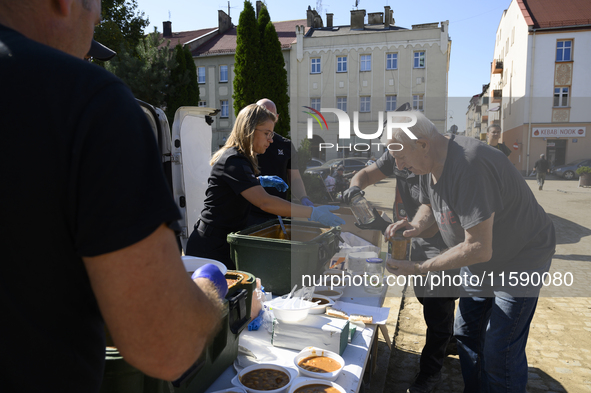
[193,19,307,56]
[307,24,407,38]
[159,28,217,48]
[519,0,591,29]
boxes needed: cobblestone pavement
[362,176,591,393]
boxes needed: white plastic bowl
[288,379,346,393]
[293,347,345,381]
[182,256,227,275]
[308,294,335,315]
[265,298,317,322]
[237,363,294,393]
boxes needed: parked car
[551,158,591,180]
[306,158,325,168]
[304,157,370,178]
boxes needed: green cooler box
[227,219,341,296]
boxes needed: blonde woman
[186,104,344,269]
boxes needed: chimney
[350,9,366,30]
[326,13,333,28]
[218,10,232,35]
[163,21,172,37]
[307,6,314,27]
[384,6,391,27]
[256,1,262,19]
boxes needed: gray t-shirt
[420,135,555,283]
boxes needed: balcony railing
[492,59,503,74]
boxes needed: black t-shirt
[0,25,181,392]
[375,151,447,260]
[534,158,550,173]
[419,135,555,288]
[200,147,261,230]
[489,141,512,157]
[249,134,298,218]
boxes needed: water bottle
[350,194,375,225]
[364,258,384,294]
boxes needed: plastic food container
[288,379,346,393]
[308,294,335,315]
[265,298,317,322]
[293,347,345,381]
[237,364,294,393]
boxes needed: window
[198,101,207,107]
[412,95,424,111]
[311,98,321,111]
[219,65,228,82]
[221,100,229,117]
[556,40,572,62]
[414,51,425,68]
[554,87,569,107]
[360,96,371,112]
[360,55,371,71]
[386,95,397,111]
[311,58,321,74]
[337,97,347,112]
[198,67,205,84]
[337,56,347,72]
[386,53,397,70]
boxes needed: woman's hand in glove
[258,175,289,192]
[308,205,346,227]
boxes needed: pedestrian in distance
[0,1,227,391]
[533,153,551,190]
[246,98,314,227]
[384,111,555,393]
[186,104,344,269]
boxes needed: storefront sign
[532,127,586,138]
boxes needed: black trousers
[185,220,235,270]
[413,271,459,376]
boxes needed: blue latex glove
[191,263,228,299]
[300,197,314,207]
[258,175,289,192]
[309,205,346,227]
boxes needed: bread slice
[326,307,373,324]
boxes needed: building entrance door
[546,139,566,168]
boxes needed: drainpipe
[527,30,536,174]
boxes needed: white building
[289,8,451,161]
[489,0,591,173]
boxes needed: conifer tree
[184,46,200,107]
[233,0,260,116]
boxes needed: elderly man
[246,98,314,226]
[385,112,555,392]
[0,1,224,391]
[486,124,511,157]
[533,154,550,190]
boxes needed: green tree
[93,0,149,65]
[233,0,260,116]
[257,5,271,45]
[184,47,200,107]
[166,44,189,122]
[258,21,290,137]
[105,31,177,109]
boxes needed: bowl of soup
[237,364,293,393]
[308,295,335,315]
[313,287,343,301]
[288,379,346,393]
[293,347,345,381]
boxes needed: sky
[136,0,513,131]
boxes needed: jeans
[454,292,540,393]
[536,172,546,187]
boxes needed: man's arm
[384,203,437,239]
[349,163,387,190]
[83,224,222,381]
[387,214,494,274]
[288,168,308,200]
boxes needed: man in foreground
[385,111,555,392]
[0,1,223,391]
